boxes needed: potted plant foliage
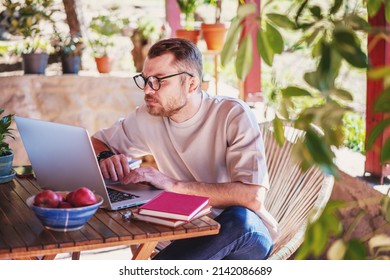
[88,13,129,74]
[52,32,84,74]
[2,0,56,74]
[0,109,15,183]
[130,16,165,72]
[175,0,202,44]
[201,0,227,50]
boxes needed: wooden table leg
[131,242,158,260]
[41,254,57,260]
[71,252,81,260]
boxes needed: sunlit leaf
[368,234,390,257]
[267,13,296,29]
[366,118,390,149]
[221,18,242,67]
[367,0,383,17]
[331,89,354,101]
[305,27,322,47]
[257,28,274,66]
[380,138,390,163]
[281,86,312,97]
[344,239,367,259]
[273,116,285,146]
[367,66,390,79]
[381,196,390,223]
[266,22,284,54]
[373,88,390,112]
[237,3,256,18]
[235,35,253,80]
[327,239,347,260]
[346,14,371,31]
[386,0,390,23]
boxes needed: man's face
[141,53,190,117]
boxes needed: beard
[145,94,187,118]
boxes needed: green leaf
[235,35,253,80]
[327,239,347,260]
[346,14,371,31]
[381,197,390,223]
[374,88,390,112]
[257,28,274,66]
[266,22,284,54]
[310,6,322,19]
[304,71,321,89]
[332,28,368,68]
[221,18,242,67]
[380,138,390,163]
[267,13,296,29]
[304,128,337,175]
[237,3,256,19]
[305,27,321,47]
[386,0,390,23]
[273,116,285,146]
[344,239,367,260]
[281,86,312,97]
[367,0,383,17]
[330,0,343,14]
[367,66,390,79]
[366,118,390,149]
[331,89,354,101]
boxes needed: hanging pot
[61,55,81,74]
[22,53,49,75]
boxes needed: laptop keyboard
[107,188,139,203]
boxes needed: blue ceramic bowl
[26,192,103,232]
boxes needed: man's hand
[99,154,131,182]
[121,166,176,191]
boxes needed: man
[92,38,279,259]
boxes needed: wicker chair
[259,121,334,260]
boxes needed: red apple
[69,187,98,207]
[65,191,75,204]
[58,201,73,208]
[34,190,62,208]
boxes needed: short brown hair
[148,38,203,81]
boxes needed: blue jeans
[152,206,274,260]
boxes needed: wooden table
[0,176,220,260]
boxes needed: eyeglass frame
[133,71,194,91]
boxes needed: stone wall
[0,73,144,165]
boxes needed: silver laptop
[15,116,163,210]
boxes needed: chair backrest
[259,121,334,260]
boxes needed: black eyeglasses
[133,72,194,91]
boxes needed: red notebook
[132,205,211,228]
[138,191,209,221]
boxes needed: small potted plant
[2,0,56,74]
[88,13,129,74]
[175,0,202,44]
[0,109,15,183]
[130,16,166,72]
[201,0,227,50]
[52,32,84,74]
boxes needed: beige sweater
[93,91,280,241]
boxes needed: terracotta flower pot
[175,29,200,45]
[201,23,227,51]
[95,56,112,74]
